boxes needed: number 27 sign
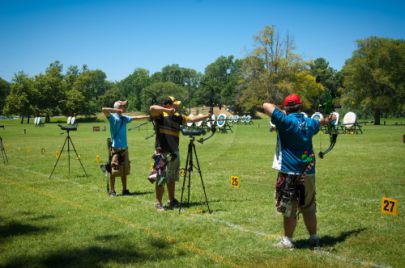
[381,197,398,216]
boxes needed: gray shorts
[164,151,180,183]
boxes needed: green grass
[0,119,404,267]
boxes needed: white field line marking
[3,164,394,268]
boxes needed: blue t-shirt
[108,113,132,149]
[271,108,320,175]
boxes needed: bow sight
[181,126,206,137]
[58,124,77,131]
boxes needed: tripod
[49,128,87,179]
[0,136,8,164]
[179,136,211,213]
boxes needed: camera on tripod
[180,127,206,137]
[58,124,77,131]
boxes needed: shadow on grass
[4,239,178,268]
[295,227,367,249]
[0,220,53,242]
[120,190,154,196]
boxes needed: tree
[117,68,151,111]
[72,69,110,115]
[0,77,10,114]
[309,58,343,111]
[141,82,187,112]
[150,65,198,110]
[237,25,321,114]
[3,72,36,118]
[342,37,405,124]
[33,61,65,121]
[200,56,240,107]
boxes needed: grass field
[0,118,404,268]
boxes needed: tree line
[1,26,404,124]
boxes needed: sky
[1,0,404,82]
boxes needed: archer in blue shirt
[102,100,149,197]
[263,94,335,249]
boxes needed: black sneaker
[122,189,131,196]
[109,191,117,197]
[168,198,180,208]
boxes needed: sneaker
[109,191,117,197]
[155,203,165,212]
[122,189,131,196]
[275,237,294,249]
[168,198,180,208]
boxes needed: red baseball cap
[284,94,301,107]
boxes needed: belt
[112,147,127,152]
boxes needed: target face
[331,112,340,126]
[216,113,226,128]
[228,115,234,126]
[311,112,323,121]
[245,115,252,123]
[343,112,357,128]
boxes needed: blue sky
[1,0,404,82]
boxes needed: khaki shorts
[111,148,130,177]
[292,175,316,215]
[164,151,180,183]
[275,173,316,216]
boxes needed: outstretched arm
[129,115,151,120]
[149,105,175,118]
[102,107,122,118]
[263,103,277,117]
[187,114,210,123]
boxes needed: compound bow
[318,89,338,159]
[197,81,219,144]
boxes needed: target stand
[49,125,87,179]
[0,136,8,164]
[179,136,212,214]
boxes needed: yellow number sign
[381,197,398,216]
[230,176,240,189]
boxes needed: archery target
[301,112,308,118]
[228,115,234,126]
[67,116,72,124]
[311,112,323,121]
[241,115,247,124]
[246,115,252,123]
[187,114,194,127]
[195,114,204,127]
[234,115,239,123]
[343,112,357,128]
[331,112,339,126]
[216,113,226,128]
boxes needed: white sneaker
[155,203,165,212]
[275,236,294,249]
